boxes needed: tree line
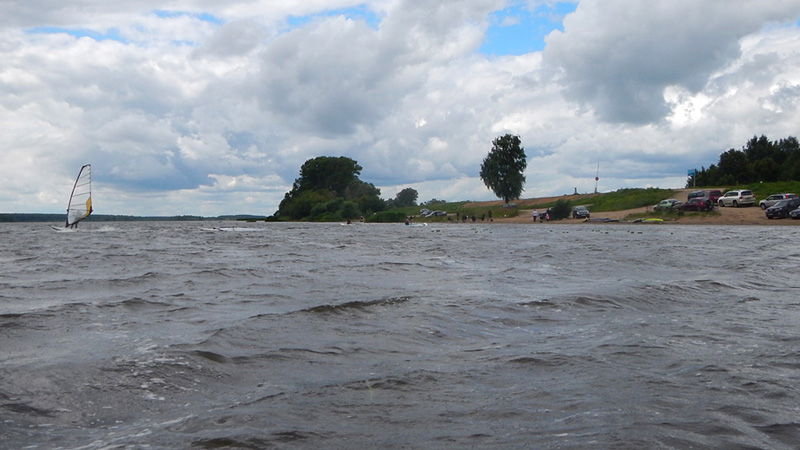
[275,134,527,221]
[688,135,800,187]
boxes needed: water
[2,221,800,449]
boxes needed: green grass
[585,188,677,212]
[508,188,677,212]
[738,181,800,200]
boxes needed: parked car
[572,206,590,219]
[688,189,722,204]
[765,198,800,219]
[680,197,712,212]
[759,193,797,209]
[653,199,682,212]
[790,207,800,219]
[718,190,755,207]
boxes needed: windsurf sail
[65,164,93,227]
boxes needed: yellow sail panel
[83,197,92,219]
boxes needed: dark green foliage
[295,156,362,196]
[277,156,385,220]
[549,199,572,220]
[279,190,334,220]
[394,188,419,207]
[340,201,360,219]
[479,134,527,204]
[348,181,386,215]
[357,194,386,216]
[689,135,800,187]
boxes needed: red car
[680,197,713,212]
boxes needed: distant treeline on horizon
[0,214,267,223]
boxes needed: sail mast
[65,164,93,227]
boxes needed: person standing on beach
[532,210,538,222]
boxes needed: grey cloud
[196,19,267,57]
[543,0,800,124]
[249,17,413,136]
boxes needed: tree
[394,188,419,207]
[717,148,752,185]
[479,134,527,203]
[293,156,362,196]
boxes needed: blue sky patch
[153,10,223,25]
[26,10,223,43]
[480,1,577,56]
[26,26,126,43]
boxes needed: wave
[302,296,411,314]
[100,297,172,310]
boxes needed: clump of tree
[688,135,800,187]
[385,187,419,209]
[421,198,447,206]
[480,134,527,204]
[276,156,385,220]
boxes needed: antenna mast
[594,163,599,194]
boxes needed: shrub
[550,199,572,220]
[340,201,360,220]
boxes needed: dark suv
[572,206,590,219]
[688,189,722,204]
[765,197,800,219]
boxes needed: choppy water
[2,221,800,449]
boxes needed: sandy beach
[468,189,798,225]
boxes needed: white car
[718,190,755,207]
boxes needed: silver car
[759,193,797,209]
[718,190,755,207]
[653,199,682,212]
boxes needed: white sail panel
[66,164,92,227]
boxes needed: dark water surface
[2,221,800,449]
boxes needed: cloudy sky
[2,0,800,216]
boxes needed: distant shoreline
[0,213,265,223]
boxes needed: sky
[2,0,800,216]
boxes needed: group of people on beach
[531,209,550,222]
